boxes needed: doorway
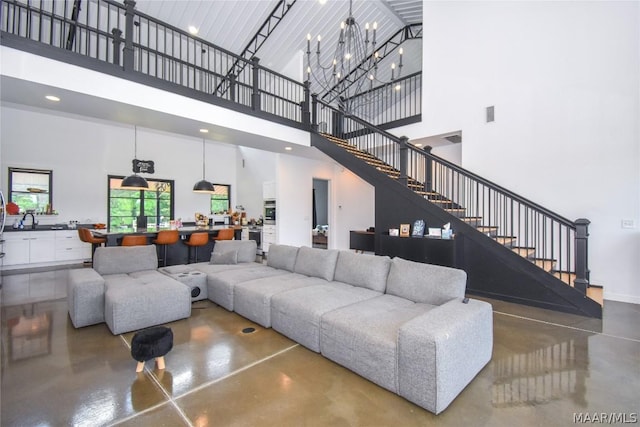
[312,178,329,249]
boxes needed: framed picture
[412,219,425,237]
[389,228,399,236]
[400,223,410,237]
[428,227,442,238]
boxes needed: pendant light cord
[202,139,206,179]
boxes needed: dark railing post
[332,107,344,139]
[574,218,590,293]
[398,136,409,188]
[111,28,123,66]
[123,0,136,72]
[311,93,319,132]
[302,80,311,127]
[251,56,261,111]
[423,145,433,192]
[229,74,236,102]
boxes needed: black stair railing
[1,0,418,129]
[314,97,590,294]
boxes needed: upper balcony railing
[0,0,420,129]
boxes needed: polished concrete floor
[1,268,639,426]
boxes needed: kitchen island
[92,225,244,265]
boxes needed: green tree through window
[108,176,174,230]
[210,184,231,214]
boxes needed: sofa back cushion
[333,251,391,292]
[213,240,257,263]
[293,246,339,281]
[386,257,466,305]
[267,244,299,272]
[94,245,158,276]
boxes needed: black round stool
[131,326,173,373]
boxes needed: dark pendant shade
[193,179,215,193]
[121,174,149,190]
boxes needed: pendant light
[121,126,149,190]
[193,138,215,193]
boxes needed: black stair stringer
[311,133,602,318]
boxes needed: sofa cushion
[93,245,157,276]
[207,265,289,311]
[385,257,466,305]
[210,250,238,265]
[333,251,391,292]
[233,273,315,327]
[213,240,257,263]
[270,282,380,352]
[104,271,191,335]
[266,244,299,271]
[321,295,433,393]
[293,246,339,281]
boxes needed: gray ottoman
[104,271,191,335]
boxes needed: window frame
[210,183,231,214]
[107,175,175,230]
[8,167,53,214]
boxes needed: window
[8,167,53,214]
[210,184,231,214]
[108,176,174,230]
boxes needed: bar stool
[212,228,234,242]
[78,228,106,264]
[153,230,180,267]
[121,235,149,246]
[184,232,209,264]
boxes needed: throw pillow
[210,250,238,265]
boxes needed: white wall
[418,1,640,303]
[236,146,277,219]
[1,105,239,224]
[276,154,375,250]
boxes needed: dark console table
[349,230,375,253]
[378,233,456,267]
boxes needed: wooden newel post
[399,136,409,188]
[123,0,136,72]
[112,28,123,66]
[251,57,261,111]
[574,218,590,294]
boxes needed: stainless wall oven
[264,199,276,224]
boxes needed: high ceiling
[1,0,424,154]
[134,0,422,84]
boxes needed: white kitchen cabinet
[262,224,276,253]
[263,181,276,200]
[3,230,89,267]
[3,231,56,266]
[3,233,31,266]
[55,230,91,261]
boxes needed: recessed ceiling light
[319,0,327,4]
[285,147,293,151]
[45,95,60,102]
[188,25,199,35]
[199,129,209,133]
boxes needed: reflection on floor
[1,267,639,426]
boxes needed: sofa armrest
[68,268,106,328]
[397,298,493,414]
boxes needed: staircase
[314,132,603,317]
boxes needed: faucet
[22,212,37,229]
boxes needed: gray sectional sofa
[67,239,493,414]
[186,241,494,414]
